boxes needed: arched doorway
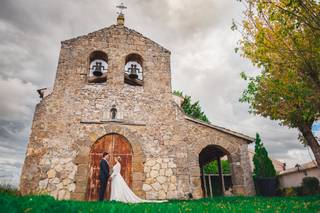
[199,145,232,197]
[86,133,133,201]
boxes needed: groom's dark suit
[99,158,110,201]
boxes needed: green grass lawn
[0,193,319,213]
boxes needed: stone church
[20,13,255,200]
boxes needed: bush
[0,183,20,196]
[279,187,307,197]
[281,187,297,197]
[302,177,320,195]
[293,186,304,196]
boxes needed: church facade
[20,15,255,200]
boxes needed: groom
[99,152,110,201]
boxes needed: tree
[173,90,210,123]
[253,133,276,177]
[234,0,320,167]
[204,160,231,174]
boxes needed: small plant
[0,183,20,196]
[293,186,304,196]
[281,187,297,197]
[302,177,320,195]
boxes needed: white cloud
[0,0,315,186]
[0,77,37,121]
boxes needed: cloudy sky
[0,0,315,187]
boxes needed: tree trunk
[298,123,320,168]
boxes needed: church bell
[92,62,104,77]
[128,64,139,79]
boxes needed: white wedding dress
[110,162,165,203]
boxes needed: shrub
[281,187,297,197]
[302,177,320,195]
[0,183,20,196]
[253,133,276,178]
[292,186,304,196]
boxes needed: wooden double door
[86,134,133,201]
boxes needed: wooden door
[86,134,133,201]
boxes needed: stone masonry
[20,17,255,200]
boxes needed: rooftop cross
[116,2,127,15]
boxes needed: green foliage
[235,0,320,166]
[173,90,183,97]
[302,177,320,195]
[0,193,320,213]
[293,186,304,196]
[253,133,276,177]
[203,160,231,174]
[173,90,210,123]
[280,187,297,197]
[280,182,320,197]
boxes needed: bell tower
[20,3,255,201]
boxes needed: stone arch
[187,134,252,198]
[125,53,143,65]
[87,50,108,83]
[198,144,232,197]
[86,133,133,200]
[71,125,146,200]
[189,136,240,171]
[199,144,230,166]
[89,50,108,62]
[193,136,240,157]
[124,53,144,85]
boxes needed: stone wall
[143,157,177,199]
[20,23,255,200]
[39,156,76,199]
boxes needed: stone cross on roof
[116,2,127,15]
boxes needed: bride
[109,156,165,203]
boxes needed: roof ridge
[185,116,254,143]
[61,24,170,53]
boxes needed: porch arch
[72,126,146,200]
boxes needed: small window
[88,51,108,83]
[124,53,143,86]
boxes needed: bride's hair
[116,156,121,162]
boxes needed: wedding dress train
[110,162,165,203]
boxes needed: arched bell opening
[88,51,108,83]
[124,53,143,86]
[199,145,233,197]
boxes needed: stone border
[71,125,146,200]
